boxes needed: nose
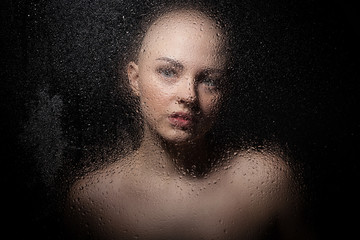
[176,76,197,105]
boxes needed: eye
[157,67,177,78]
[198,73,220,91]
[201,77,217,87]
[197,71,223,91]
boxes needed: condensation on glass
[24,0,314,239]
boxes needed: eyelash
[156,67,220,90]
[200,78,217,87]
[157,67,178,78]
[198,72,220,90]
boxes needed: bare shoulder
[229,146,299,203]
[68,165,115,202]
[65,155,135,237]
[68,154,134,205]
[233,146,293,175]
[67,151,140,216]
[229,146,313,239]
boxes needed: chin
[159,128,207,145]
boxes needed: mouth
[168,112,194,129]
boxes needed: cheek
[138,75,172,114]
[198,90,222,116]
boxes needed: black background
[1,0,359,239]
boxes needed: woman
[67,3,311,240]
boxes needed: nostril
[177,95,196,104]
[188,96,196,101]
[175,77,198,104]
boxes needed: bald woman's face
[127,10,227,143]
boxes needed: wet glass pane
[3,0,358,239]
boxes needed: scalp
[139,9,225,61]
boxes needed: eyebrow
[156,57,224,74]
[156,57,184,69]
[202,68,225,75]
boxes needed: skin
[129,10,226,146]
[67,10,311,240]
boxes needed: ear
[127,61,140,96]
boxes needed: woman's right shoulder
[67,152,136,208]
[68,164,117,208]
[64,152,137,237]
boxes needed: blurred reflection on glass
[65,1,312,239]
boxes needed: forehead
[151,9,217,31]
[139,10,226,67]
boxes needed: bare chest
[102,173,277,240]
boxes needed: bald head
[138,9,227,65]
[126,9,230,142]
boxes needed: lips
[168,112,194,128]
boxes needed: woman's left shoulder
[230,145,297,191]
[228,145,312,239]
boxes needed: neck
[137,124,214,177]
